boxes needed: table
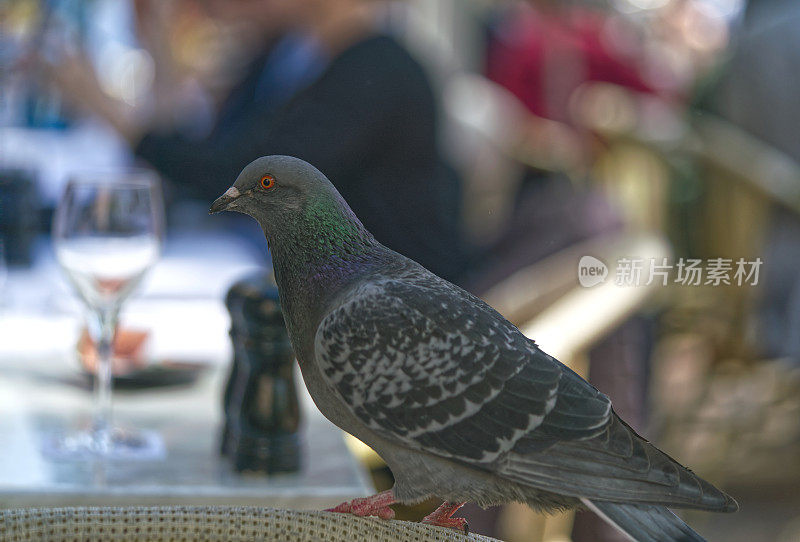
[0,234,373,510]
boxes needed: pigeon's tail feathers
[504,413,738,513]
[582,498,706,542]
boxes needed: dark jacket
[136,34,470,283]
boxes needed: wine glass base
[43,427,166,461]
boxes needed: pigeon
[211,155,737,541]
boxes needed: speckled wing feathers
[314,271,610,464]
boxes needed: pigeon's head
[210,155,340,229]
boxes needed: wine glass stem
[91,308,118,453]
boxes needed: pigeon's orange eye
[260,175,275,189]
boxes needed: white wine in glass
[52,170,164,459]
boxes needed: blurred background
[2,0,800,541]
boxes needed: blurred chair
[0,506,498,542]
[651,113,800,476]
[591,111,800,538]
[592,111,800,362]
[688,114,797,360]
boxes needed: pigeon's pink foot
[325,489,396,520]
[422,501,469,534]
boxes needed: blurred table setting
[0,0,376,511]
[0,126,372,510]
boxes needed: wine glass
[51,170,164,459]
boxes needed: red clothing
[487,6,655,123]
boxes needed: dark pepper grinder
[221,271,301,473]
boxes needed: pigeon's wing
[314,275,610,465]
[315,274,735,511]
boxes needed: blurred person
[39,0,472,284]
[465,0,656,291]
[480,0,675,193]
[485,0,659,127]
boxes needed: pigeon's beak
[209,186,241,214]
